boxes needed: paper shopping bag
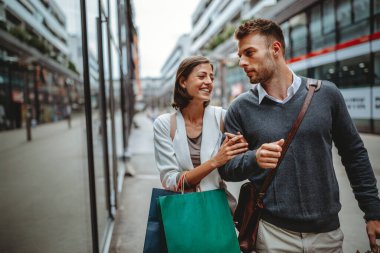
[158,189,240,253]
[143,188,178,253]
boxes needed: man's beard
[249,54,276,84]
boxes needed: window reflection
[374,53,380,86]
[353,0,369,22]
[338,55,371,88]
[280,22,291,59]
[290,13,307,57]
[337,0,351,28]
[337,0,370,42]
[311,63,338,86]
[310,5,323,51]
[323,0,335,34]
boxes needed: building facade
[0,0,81,131]
[254,0,379,134]
[159,0,380,134]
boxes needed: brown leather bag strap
[170,113,176,140]
[257,78,321,204]
[220,113,224,132]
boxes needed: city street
[110,112,380,253]
[1,110,379,253]
[2,0,380,252]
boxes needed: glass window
[0,3,5,22]
[311,63,338,85]
[337,0,352,28]
[310,5,322,36]
[374,53,380,86]
[374,0,380,32]
[0,0,118,252]
[294,69,307,77]
[289,13,307,57]
[0,65,8,84]
[337,0,370,42]
[375,0,380,14]
[310,5,323,51]
[321,0,336,48]
[353,0,369,22]
[280,22,291,59]
[323,0,335,34]
[338,55,371,88]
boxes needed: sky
[134,0,201,78]
[55,0,200,78]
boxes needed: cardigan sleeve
[153,114,181,191]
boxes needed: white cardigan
[153,105,226,191]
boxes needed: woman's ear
[179,77,186,89]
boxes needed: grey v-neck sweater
[219,78,380,233]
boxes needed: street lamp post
[24,67,32,141]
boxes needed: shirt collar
[257,70,301,104]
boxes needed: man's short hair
[235,18,286,55]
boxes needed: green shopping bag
[158,189,240,253]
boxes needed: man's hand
[224,131,247,144]
[367,220,380,252]
[255,139,285,169]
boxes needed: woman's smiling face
[180,63,214,103]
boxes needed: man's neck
[261,64,293,101]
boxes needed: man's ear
[272,41,282,57]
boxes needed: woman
[153,56,248,208]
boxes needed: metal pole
[8,64,13,128]
[79,0,99,252]
[106,0,119,210]
[34,66,40,124]
[117,0,127,157]
[124,0,134,144]
[66,81,72,129]
[24,69,32,141]
[97,15,113,217]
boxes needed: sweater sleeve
[218,104,262,182]
[330,84,380,221]
[153,115,181,191]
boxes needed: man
[219,18,380,252]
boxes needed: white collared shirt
[257,70,301,104]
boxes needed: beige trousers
[255,220,344,253]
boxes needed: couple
[153,18,380,253]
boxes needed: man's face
[237,33,276,85]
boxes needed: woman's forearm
[183,159,219,187]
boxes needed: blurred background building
[151,0,380,134]
[0,0,139,252]
[0,0,82,130]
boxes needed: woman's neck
[181,102,205,123]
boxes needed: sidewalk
[109,112,380,253]
[109,113,161,253]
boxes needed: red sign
[12,90,24,103]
